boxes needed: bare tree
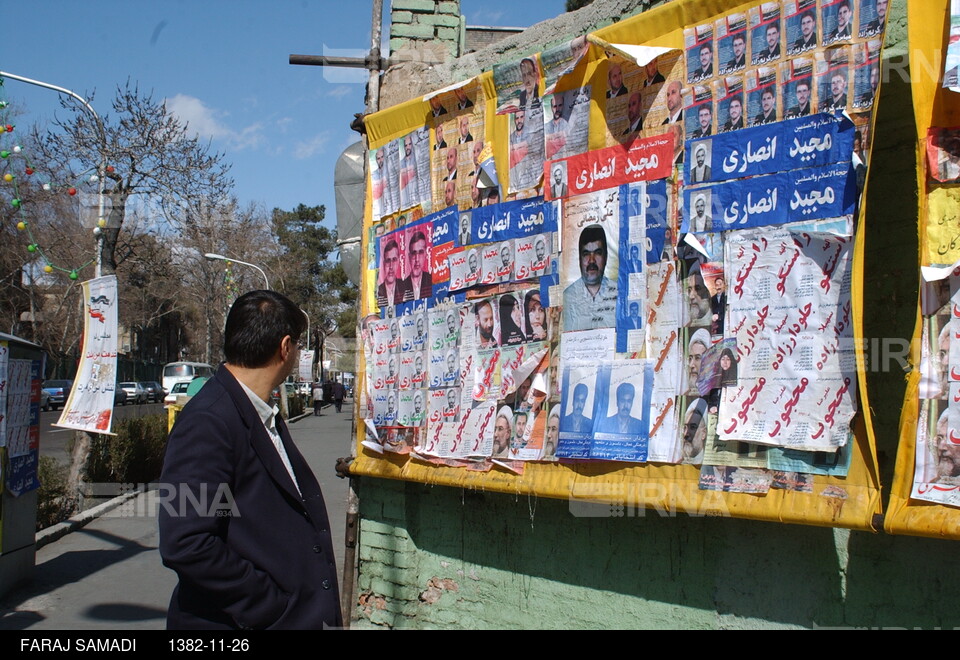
[30,80,233,274]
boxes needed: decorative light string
[0,78,100,280]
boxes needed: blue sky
[2,1,562,232]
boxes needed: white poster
[56,275,119,434]
[299,350,315,382]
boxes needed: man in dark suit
[407,231,432,300]
[791,11,817,52]
[691,104,713,139]
[726,34,746,71]
[786,79,813,117]
[607,63,629,98]
[563,383,593,434]
[827,0,852,41]
[863,0,887,35]
[598,382,644,435]
[819,71,848,112]
[377,239,413,307]
[159,290,341,630]
[752,88,777,125]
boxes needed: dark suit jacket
[377,278,413,307]
[159,366,341,630]
[410,273,432,300]
[598,414,644,435]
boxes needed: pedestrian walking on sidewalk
[333,381,345,413]
[312,381,323,416]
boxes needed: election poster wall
[885,0,960,540]
[354,0,888,531]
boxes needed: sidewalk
[0,402,356,630]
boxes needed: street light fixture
[203,253,270,290]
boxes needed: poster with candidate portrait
[541,35,590,96]
[816,46,852,113]
[514,233,552,281]
[716,12,749,76]
[591,360,655,462]
[821,0,856,46]
[556,363,601,458]
[403,222,433,302]
[784,0,818,56]
[561,189,621,332]
[749,2,782,67]
[544,86,591,162]
[781,58,816,119]
[851,39,881,111]
[685,23,715,84]
[715,75,745,134]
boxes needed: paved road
[0,402,356,630]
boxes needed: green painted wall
[354,1,958,630]
[356,478,960,629]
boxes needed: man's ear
[279,335,294,361]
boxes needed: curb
[36,485,146,550]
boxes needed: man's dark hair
[224,290,306,368]
[617,382,635,400]
[384,239,399,255]
[801,9,815,21]
[579,224,607,255]
[409,231,427,249]
[838,0,850,10]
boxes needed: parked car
[41,380,73,410]
[118,382,148,405]
[164,381,191,406]
[40,389,51,412]
[140,381,165,403]
[114,387,128,407]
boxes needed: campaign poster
[470,197,556,244]
[561,189,621,332]
[591,360,654,462]
[816,46,852,113]
[507,103,546,193]
[493,55,543,115]
[541,35,590,96]
[514,233,552,281]
[782,58,816,119]
[785,0,818,56]
[746,66,780,127]
[448,246,483,292]
[858,0,888,39]
[556,363,601,458]
[821,0,856,46]
[617,181,648,354]
[749,2,783,66]
[544,87,591,161]
[430,346,461,390]
[545,132,675,200]
[717,12,749,76]
[715,75,745,134]
[685,85,715,140]
[851,39,882,111]
[685,23,715,84]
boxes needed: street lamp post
[203,253,270,290]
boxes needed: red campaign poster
[543,132,675,201]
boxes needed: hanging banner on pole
[299,350,315,382]
[56,275,119,434]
